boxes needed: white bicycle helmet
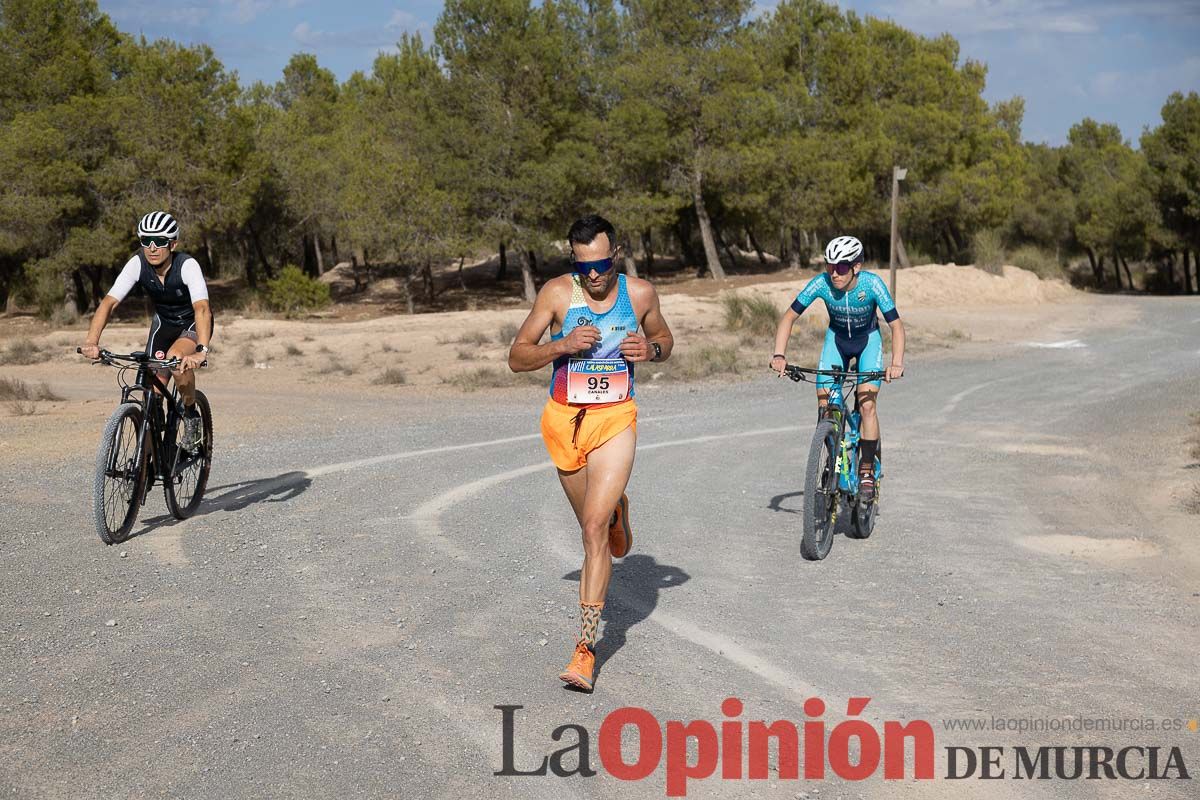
[824,235,863,264]
[137,211,179,240]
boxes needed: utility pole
[889,166,907,298]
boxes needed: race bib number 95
[567,358,629,404]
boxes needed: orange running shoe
[559,641,596,692]
[609,493,632,558]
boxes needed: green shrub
[264,265,331,315]
[722,293,780,337]
[971,229,1006,275]
[1010,245,1064,280]
[904,245,935,266]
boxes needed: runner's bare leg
[557,466,588,525]
[574,425,635,604]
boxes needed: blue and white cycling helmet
[824,235,863,264]
[137,211,179,240]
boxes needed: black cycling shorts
[145,315,214,360]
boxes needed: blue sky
[99,0,1200,146]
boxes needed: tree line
[1,0,1198,319]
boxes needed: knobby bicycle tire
[164,390,213,519]
[801,419,839,561]
[92,403,146,544]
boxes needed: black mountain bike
[82,349,212,544]
[784,364,887,561]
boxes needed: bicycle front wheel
[93,403,147,544]
[164,390,213,519]
[800,420,839,561]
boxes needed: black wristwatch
[650,341,662,361]
[196,344,209,354]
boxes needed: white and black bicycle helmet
[824,235,863,264]
[137,211,179,240]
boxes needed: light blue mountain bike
[784,364,886,561]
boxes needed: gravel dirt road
[2,295,1197,799]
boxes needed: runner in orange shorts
[508,214,673,692]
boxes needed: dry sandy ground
[0,264,1119,468]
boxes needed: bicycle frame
[132,368,181,489]
[786,365,885,500]
[95,351,194,489]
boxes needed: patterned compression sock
[579,602,603,648]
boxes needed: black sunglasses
[140,236,173,248]
[826,261,857,276]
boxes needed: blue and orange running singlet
[549,274,638,404]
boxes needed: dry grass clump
[373,367,407,385]
[0,375,63,415]
[662,344,743,381]
[443,367,542,391]
[1181,414,1200,514]
[317,362,356,377]
[439,330,491,347]
[1184,487,1200,515]
[1188,413,1200,463]
[722,294,780,338]
[496,322,520,344]
[0,338,44,365]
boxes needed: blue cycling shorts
[817,328,883,391]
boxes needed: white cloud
[105,1,213,29]
[387,10,421,31]
[1102,57,1200,97]
[877,0,1098,36]
[290,8,431,50]
[221,0,304,25]
[876,0,1200,36]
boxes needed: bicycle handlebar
[77,347,190,369]
[780,364,888,384]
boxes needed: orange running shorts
[540,398,638,472]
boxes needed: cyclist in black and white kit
[80,211,213,446]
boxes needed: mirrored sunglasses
[574,257,614,275]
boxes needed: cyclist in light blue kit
[770,235,905,502]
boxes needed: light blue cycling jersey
[790,271,899,347]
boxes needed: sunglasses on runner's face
[574,257,615,276]
[827,261,857,276]
[140,236,173,248]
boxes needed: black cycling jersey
[133,250,198,328]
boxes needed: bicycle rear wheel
[93,403,146,544]
[801,420,839,561]
[164,390,212,519]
